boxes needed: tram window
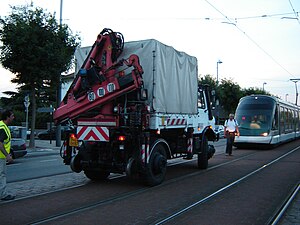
[295,111,300,131]
[273,107,278,130]
[280,106,285,133]
[294,110,299,131]
[198,91,206,109]
[288,109,293,130]
[285,108,290,131]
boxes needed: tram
[234,95,300,148]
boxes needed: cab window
[198,91,206,109]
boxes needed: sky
[0,0,300,103]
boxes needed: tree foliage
[0,3,80,147]
[199,74,270,117]
[218,78,243,114]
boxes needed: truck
[54,28,217,186]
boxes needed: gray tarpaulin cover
[75,39,198,114]
[120,39,198,114]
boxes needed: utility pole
[290,79,299,105]
[24,94,30,138]
[216,60,222,124]
[56,0,63,147]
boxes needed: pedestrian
[224,113,239,156]
[0,109,15,201]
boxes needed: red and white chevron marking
[77,126,109,142]
[187,138,193,153]
[167,118,187,126]
[141,144,150,163]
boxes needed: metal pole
[26,108,29,132]
[60,0,63,25]
[216,60,222,124]
[24,94,30,139]
[290,79,299,105]
[216,63,219,86]
[263,82,267,91]
[216,60,222,85]
[295,82,298,105]
[56,0,63,147]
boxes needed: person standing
[224,113,239,156]
[0,109,15,201]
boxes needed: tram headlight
[261,132,268,137]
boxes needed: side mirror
[140,88,148,101]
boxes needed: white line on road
[39,159,58,163]
[7,163,22,166]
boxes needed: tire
[84,170,110,181]
[145,143,167,186]
[70,154,82,173]
[198,136,208,169]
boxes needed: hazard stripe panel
[77,126,109,142]
[167,118,187,126]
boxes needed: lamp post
[216,60,222,124]
[290,79,299,105]
[216,60,223,85]
[24,95,30,138]
[263,82,267,91]
[56,0,63,147]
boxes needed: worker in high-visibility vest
[0,110,15,201]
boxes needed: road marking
[7,163,22,166]
[39,159,58,163]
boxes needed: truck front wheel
[145,144,167,186]
[84,170,110,181]
[198,136,208,169]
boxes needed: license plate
[69,137,78,147]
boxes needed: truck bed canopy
[120,39,198,114]
[75,39,198,114]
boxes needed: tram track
[28,151,259,225]
[268,183,300,225]
[154,146,300,225]
[4,150,227,201]
[1,141,299,225]
[4,150,254,204]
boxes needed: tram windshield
[235,97,275,136]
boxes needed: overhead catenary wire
[204,0,296,78]
[288,0,300,25]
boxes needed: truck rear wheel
[145,143,167,186]
[84,170,110,181]
[198,136,208,169]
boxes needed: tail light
[69,133,79,147]
[118,135,126,141]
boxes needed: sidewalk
[25,139,61,157]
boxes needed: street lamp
[290,79,299,105]
[216,60,222,125]
[263,82,267,91]
[24,95,30,137]
[216,60,223,85]
[56,0,63,147]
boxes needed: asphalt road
[7,151,72,183]
[1,139,299,225]
[6,139,227,183]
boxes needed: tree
[198,74,217,90]
[218,78,243,115]
[0,4,80,147]
[242,87,270,96]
